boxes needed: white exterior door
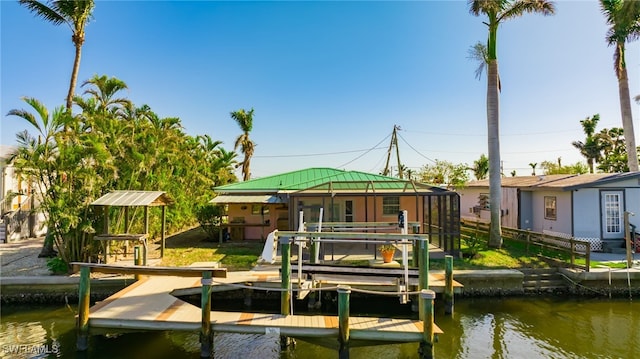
[601,191,624,239]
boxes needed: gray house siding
[572,188,601,238]
[519,190,533,230]
[530,190,572,235]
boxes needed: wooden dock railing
[460,219,591,271]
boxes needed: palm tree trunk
[616,44,639,171]
[66,42,83,111]
[487,59,503,248]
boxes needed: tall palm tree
[572,114,602,173]
[469,0,555,248]
[19,0,95,111]
[600,0,639,171]
[230,108,256,181]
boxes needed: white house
[458,173,640,251]
[1,145,47,241]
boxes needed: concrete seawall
[3,268,639,304]
[1,276,133,304]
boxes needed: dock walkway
[88,271,442,342]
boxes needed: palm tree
[76,75,130,115]
[19,0,95,111]
[600,0,639,172]
[230,108,256,181]
[472,154,489,180]
[469,0,555,248]
[572,114,602,173]
[529,162,537,176]
[7,98,70,257]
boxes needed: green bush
[46,257,69,274]
[195,204,225,241]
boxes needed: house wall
[530,190,572,235]
[572,178,640,238]
[572,188,601,238]
[225,203,287,241]
[293,195,423,224]
[458,187,518,228]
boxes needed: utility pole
[383,125,403,179]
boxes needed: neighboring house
[1,145,22,214]
[459,172,640,251]
[212,168,461,253]
[0,145,47,242]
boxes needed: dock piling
[134,246,142,280]
[76,266,90,351]
[338,285,351,359]
[280,237,291,316]
[418,237,429,318]
[419,289,436,359]
[444,255,454,315]
[200,271,213,358]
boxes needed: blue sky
[2,0,638,179]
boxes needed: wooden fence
[460,218,591,272]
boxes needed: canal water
[1,296,638,358]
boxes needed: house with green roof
[212,168,461,253]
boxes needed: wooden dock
[73,250,453,358]
[89,273,441,341]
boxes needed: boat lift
[260,209,422,304]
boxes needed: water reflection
[1,298,638,358]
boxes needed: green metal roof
[214,168,346,192]
[213,167,449,194]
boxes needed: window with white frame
[383,196,400,215]
[544,196,556,220]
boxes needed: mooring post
[76,266,91,351]
[412,224,420,267]
[280,236,294,349]
[418,289,436,359]
[444,255,454,315]
[280,237,291,316]
[337,285,351,359]
[200,271,213,358]
[134,246,142,281]
[418,237,429,318]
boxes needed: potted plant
[378,244,396,263]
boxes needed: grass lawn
[161,227,263,271]
[158,227,619,271]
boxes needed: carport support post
[76,266,90,351]
[338,285,351,359]
[200,271,213,358]
[161,206,166,258]
[444,255,454,315]
[418,289,436,359]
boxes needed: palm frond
[18,0,67,25]
[500,0,555,22]
[467,41,488,80]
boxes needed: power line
[254,146,386,158]
[337,133,392,168]
[397,131,436,164]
